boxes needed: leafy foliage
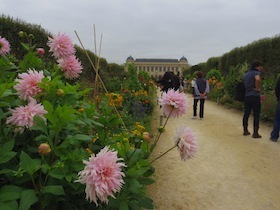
[0,29,155,210]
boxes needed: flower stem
[150,107,174,153]
[150,144,177,163]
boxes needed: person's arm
[194,82,200,96]
[205,80,210,93]
[254,74,261,92]
[275,78,280,100]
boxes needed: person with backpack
[192,71,210,119]
[242,60,264,138]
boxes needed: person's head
[196,71,203,78]
[250,60,263,71]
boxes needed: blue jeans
[270,102,280,140]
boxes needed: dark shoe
[252,133,262,138]
[243,131,251,136]
[270,137,278,142]
[243,125,250,136]
[252,126,262,138]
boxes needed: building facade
[124,56,189,80]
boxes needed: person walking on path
[157,71,174,93]
[191,77,196,95]
[192,71,210,119]
[242,60,264,138]
[270,77,280,142]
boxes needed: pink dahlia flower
[159,89,188,118]
[0,36,11,55]
[14,69,45,100]
[47,33,75,59]
[76,146,126,206]
[58,55,82,79]
[6,98,48,129]
[174,126,197,161]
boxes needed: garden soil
[146,90,280,210]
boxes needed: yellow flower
[86,148,93,154]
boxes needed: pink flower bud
[36,48,45,56]
[142,132,151,141]
[38,143,51,155]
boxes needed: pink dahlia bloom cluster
[47,33,82,80]
[14,69,45,100]
[58,55,82,79]
[0,36,11,55]
[47,33,75,59]
[174,126,197,161]
[76,146,126,206]
[6,98,48,130]
[159,89,188,118]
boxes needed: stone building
[124,56,189,80]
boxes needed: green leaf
[0,192,21,202]
[0,140,14,151]
[3,200,18,210]
[0,141,16,164]
[138,177,155,185]
[43,100,54,114]
[128,178,142,194]
[42,185,65,196]
[127,165,150,177]
[30,116,48,135]
[119,202,129,210]
[19,152,41,175]
[137,197,154,209]
[48,168,65,179]
[19,189,38,210]
[71,134,92,141]
[0,185,22,202]
[0,203,12,210]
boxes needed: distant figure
[157,71,174,93]
[242,60,263,138]
[170,72,180,91]
[191,78,196,95]
[157,71,181,92]
[270,76,280,142]
[192,71,210,119]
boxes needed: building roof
[126,55,134,61]
[180,56,188,62]
[135,58,179,63]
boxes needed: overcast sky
[2,0,280,65]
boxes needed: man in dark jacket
[270,77,280,142]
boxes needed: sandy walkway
[147,91,280,210]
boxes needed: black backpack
[234,81,245,102]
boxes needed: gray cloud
[2,0,280,65]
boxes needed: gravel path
[147,90,280,210]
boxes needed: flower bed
[0,32,196,210]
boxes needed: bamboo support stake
[74,30,127,130]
